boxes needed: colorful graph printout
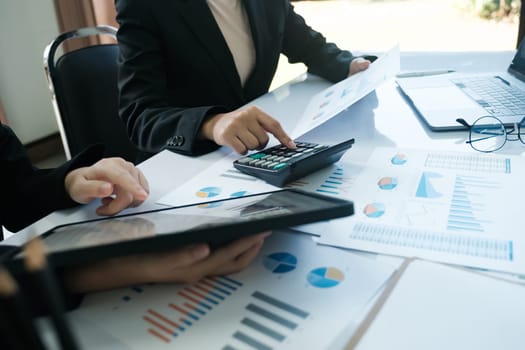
[315,147,525,275]
[291,45,400,138]
[73,232,395,350]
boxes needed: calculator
[233,138,355,187]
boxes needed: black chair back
[44,26,138,162]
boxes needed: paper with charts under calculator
[292,147,525,275]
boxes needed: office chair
[44,25,138,162]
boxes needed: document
[157,151,362,209]
[297,147,525,275]
[157,152,279,207]
[291,45,400,138]
[158,145,525,274]
[346,259,525,350]
[72,231,395,350]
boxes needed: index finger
[255,111,296,149]
[86,164,148,200]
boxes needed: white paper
[157,152,279,207]
[305,147,525,275]
[72,231,395,350]
[354,260,525,350]
[291,45,400,138]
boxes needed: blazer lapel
[175,0,243,100]
[243,0,263,69]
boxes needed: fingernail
[99,183,112,195]
[288,140,296,148]
[192,244,210,259]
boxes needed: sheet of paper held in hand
[290,147,525,275]
[291,44,400,138]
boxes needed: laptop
[396,38,525,131]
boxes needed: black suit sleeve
[116,0,224,157]
[282,2,355,82]
[115,0,356,158]
[0,125,104,233]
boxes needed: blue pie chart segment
[198,201,223,209]
[263,252,297,274]
[230,190,248,198]
[307,267,344,288]
[364,202,385,218]
[391,153,407,165]
[196,186,221,198]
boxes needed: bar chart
[141,276,243,344]
[446,175,501,233]
[223,291,310,350]
[75,232,395,350]
[286,163,361,199]
[424,152,511,174]
[349,222,513,262]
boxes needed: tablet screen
[41,190,353,256]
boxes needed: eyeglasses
[456,116,525,153]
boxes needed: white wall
[0,0,59,144]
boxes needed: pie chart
[363,202,385,218]
[230,190,248,198]
[198,201,223,209]
[307,267,344,288]
[391,153,407,165]
[263,252,297,273]
[378,177,397,190]
[196,186,221,198]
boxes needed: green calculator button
[249,153,266,159]
[273,163,288,170]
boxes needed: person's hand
[63,232,271,293]
[349,57,372,76]
[200,106,296,154]
[64,157,149,216]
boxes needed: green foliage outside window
[460,0,521,19]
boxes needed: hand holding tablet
[7,190,354,271]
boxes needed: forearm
[1,145,104,232]
[121,101,226,156]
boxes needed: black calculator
[233,139,355,187]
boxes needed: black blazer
[0,125,103,237]
[116,0,356,159]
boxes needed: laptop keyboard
[451,76,525,116]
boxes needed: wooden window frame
[52,0,117,52]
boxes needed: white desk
[6,50,522,348]
[6,50,518,248]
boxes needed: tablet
[12,189,353,269]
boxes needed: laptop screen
[509,38,525,78]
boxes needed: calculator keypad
[237,142,329,171]
[233,138,354,187]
